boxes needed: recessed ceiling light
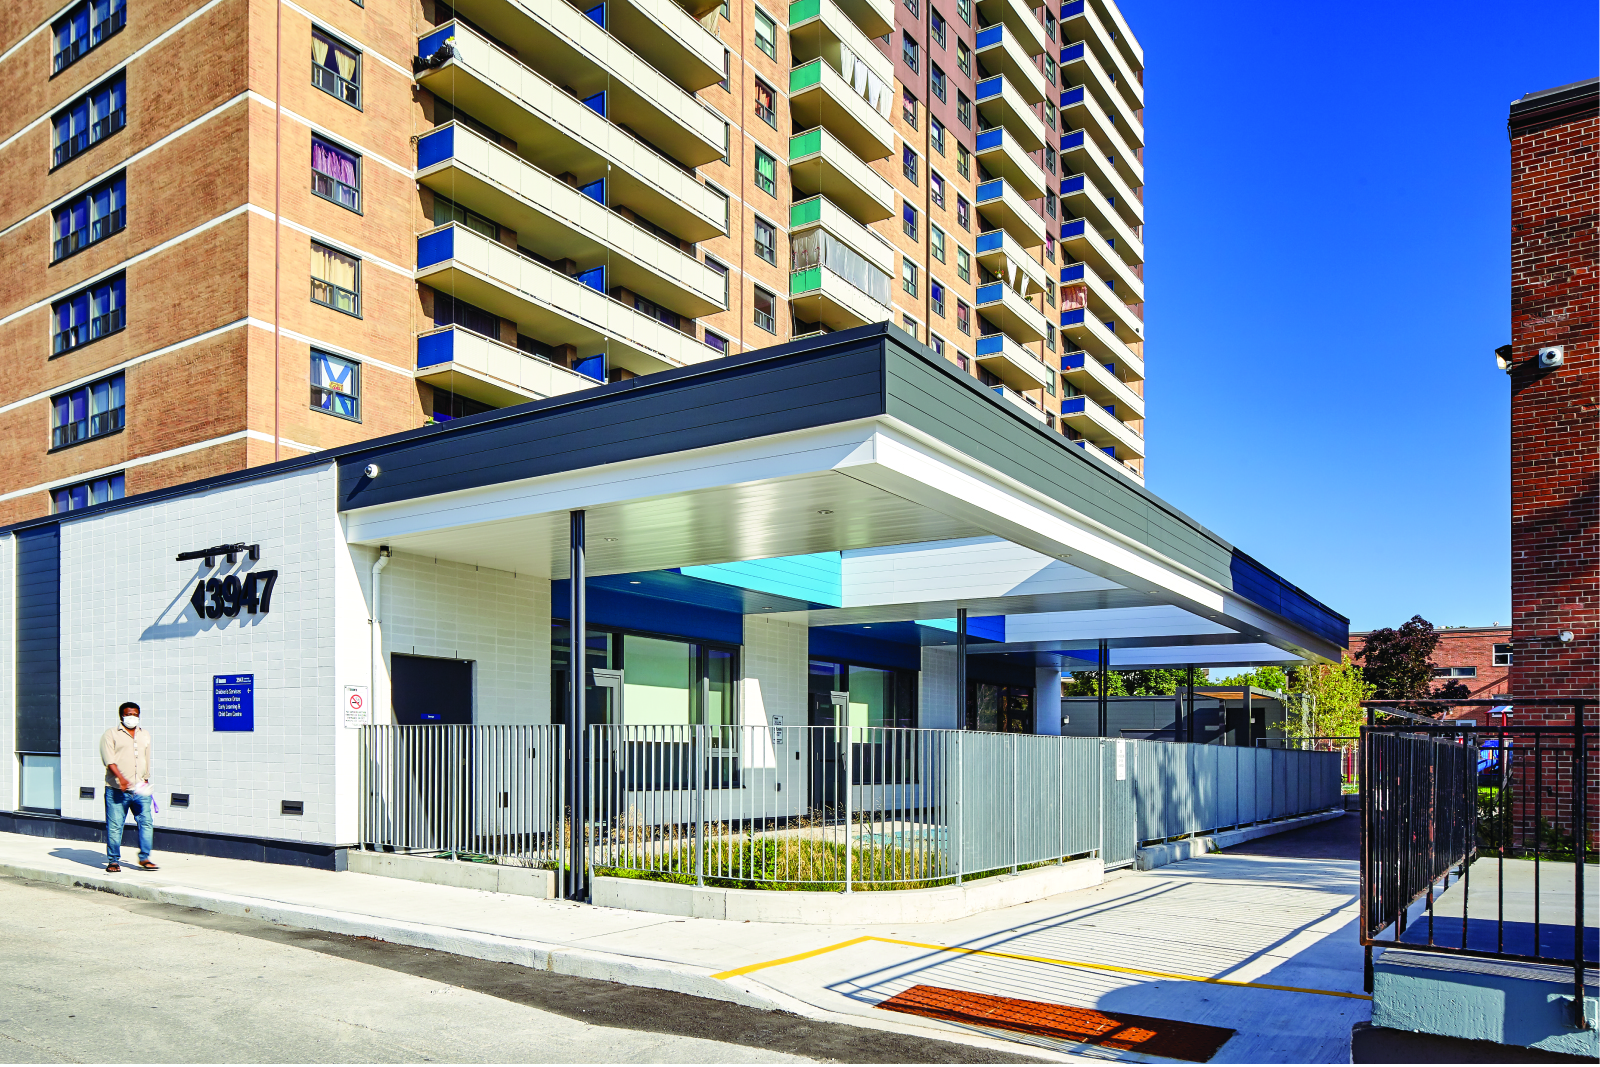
[863,625,872,629]
[762,606,773,610]
[628,580,641,585]
[602,537,617,543]
[817,509,833,515]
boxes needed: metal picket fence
[1133,741,1342,844]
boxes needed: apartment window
[310,241,360,316]
[955,194,969,230]
[704,330,729,355]
[956,299,970,334]
[957,39,971,75]
[311,136,361,212]
[1045,102,1056,128]
[53,73,125,169]
[1045,147,1057,174]
[754,148,777,196]
[1045,234,1055,262]
[930,279,946,316]
[53,0,126,75]
[1044,56,1057,84]
[634,293,681,329]
[902,144,918,185]
[931,64,946,102]
[52,472,124,514]
[930,224,945,262]
[1431,666,1479,679]
[52,174,125,261]
[931,8,946,46]
[956,245,970,281]
[902,33,918,72]
[754,78,776,127]
[1046,191,1057,218]
[902,201,918,240]
[1493,643,1513,666]
[930,334,945,357]
[310,350,361,421]
[956,91,971,128]
[754,8,777,58]
[901,313,918,340]
[930,170,945,208]
[52,274,124,355]
[51,372,124,449]
[754,216,776,264]
[956,0,970,23]
[902,87,917,129]
[1045,11,1056,38]
[433,192,495,238]
[1046,278,1055,308]
[902,257,917,297]
[720,49,729,90]
[904,0,918,16]
[752,285,776,333]
[433,290,498,336]
[312,28,361,108]
[957,142,971,179]
[1046,324,1056,352]
[705,256,729,303]
[930,117,945,155]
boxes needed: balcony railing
[53,4,126,74]
[53,206,125,261]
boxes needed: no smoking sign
[343,684,371,729]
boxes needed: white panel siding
[919,645,959,729]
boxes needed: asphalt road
[0,874,1038,1064]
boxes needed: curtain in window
[791,230,890,304]
[756,151,775,188]
[311,243,357,289]
[312,32,330,70]
[312,351,359,418]
[312,139,357,186]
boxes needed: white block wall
[56,464,342,843]
[919,645,959,728]
[742,614,808,813]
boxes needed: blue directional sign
[213,674,254,732]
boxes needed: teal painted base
[1372,948,1598,1058]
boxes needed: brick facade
[1348,625,1513,710]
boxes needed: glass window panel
[704,648,735,728]
[621,635,693,725]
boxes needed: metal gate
[1102,738,1137,869]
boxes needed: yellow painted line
[714,935,1373,1001]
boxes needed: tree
[1207,666,1289,693]
[1354,615,1441,700]
[1431,678,1472,703]
[1285,656,1371,741]
[1061,668,1210,697]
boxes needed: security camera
[363,463,381,479]
[1494,344,1513,373]
[1558,630,1574,644]
[1538,346,1564,369]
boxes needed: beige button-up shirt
[99,726,152,790]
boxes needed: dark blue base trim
[0,811,348,871]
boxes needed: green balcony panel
[790,60,823,92]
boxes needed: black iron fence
[1358,699,1596,1027]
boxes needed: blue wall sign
[213,674,254,731]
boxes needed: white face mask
[122,715,139,729]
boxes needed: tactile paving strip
[876,983,1236,1062]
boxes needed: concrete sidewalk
[0,821,1370,1063]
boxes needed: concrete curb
[1135,809,1344,870]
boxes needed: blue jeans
[105,787,154,864]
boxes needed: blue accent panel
[1060,42,1083,61]
[975,230,1003,253]
[575,265,606,292]
[1229,551,1350,647]
[975,76,1001,100]
[809,627,921,671]
[416,125,454,170]
[573,353,605,381]
[418,25,454,58]
[681,552,842,607]
[1060,308,1085,325]
[1061,174,1084,193]
[1060,265,1084,283]
[582,90,607,117]
[551,580,744,645]
[975,128,1002,151]
[976,25,1001,48]
[16,524,61,756]
[1060,130,1084,149]
[417,226,454,268]
[1101,446,1116,456]
[914,616,1005,641]
[1061,352,1084,369]
[1061,397,1086,414]
[583,1,605,26]
[976,179,1002,201]
[416,329,454,368]
[975,334,1004,356]
[1062,0,1083,13]
[1103,404,1115,415]
[579,177,606,204]
[1062,219,1085,237]
[975,282,1002,304]
[1060,87,1084,106]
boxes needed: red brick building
[1349,625,1512,712]
[1506,78,1598,714]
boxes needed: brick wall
[1507,80,1598,714]
[1348,626,1512,707]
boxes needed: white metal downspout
[370,546,391,721]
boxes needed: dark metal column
[1185,665,1195,743]
[1097,639,1108,737]
[955,608,967,730]
[566,509,586,901]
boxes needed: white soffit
[1003,605,1238,643]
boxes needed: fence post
[695,724,705,888]
[1010,734,1019,874]
[842,726,853,893]
[954,731,963,885]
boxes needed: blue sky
[1115,0,1596,632]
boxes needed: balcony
[975,332,1052,390]
[601,0,725,90]
[1060,394,1145,459]
[1059,172,1143,264]
[416,223,713,376]
[975,281,1048,344]
[975,0,1048,57]
[418,17,724,170]
[1059,83,1143,160]
[975,75,1046,152]
[823,0,893,38]
[975,178,1046,248]
[789,127,894,224]
[1058,37,1141,135]
[790,195,895,276]
[1059,310,1144,383]
[417,123,724,320]
[789,0,893,92]
[990,384,1048,423]
[414,22,728,242]
[1058,259,1141,339]
[1059,350,1143,417]
[1060,216,1143,300]
[974,127,1046,201]
[975,227,1046,295]
[974,24,1048,104]
[1060,0,1143,111]
[789,56,895,162]
[1072,435,1143,482]
[790,229,893,330]
[416,325,601,407]
[1058,127,1142,226]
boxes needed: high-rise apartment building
[0,0,1143,526]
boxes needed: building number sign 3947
[191,571,279,619]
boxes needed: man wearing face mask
[99,701,157,873]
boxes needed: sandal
[136,860,159,871]
[105,863,120,873]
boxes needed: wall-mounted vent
[281,800,304,816]
[170,793,190,808]
[79,786,95,799]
